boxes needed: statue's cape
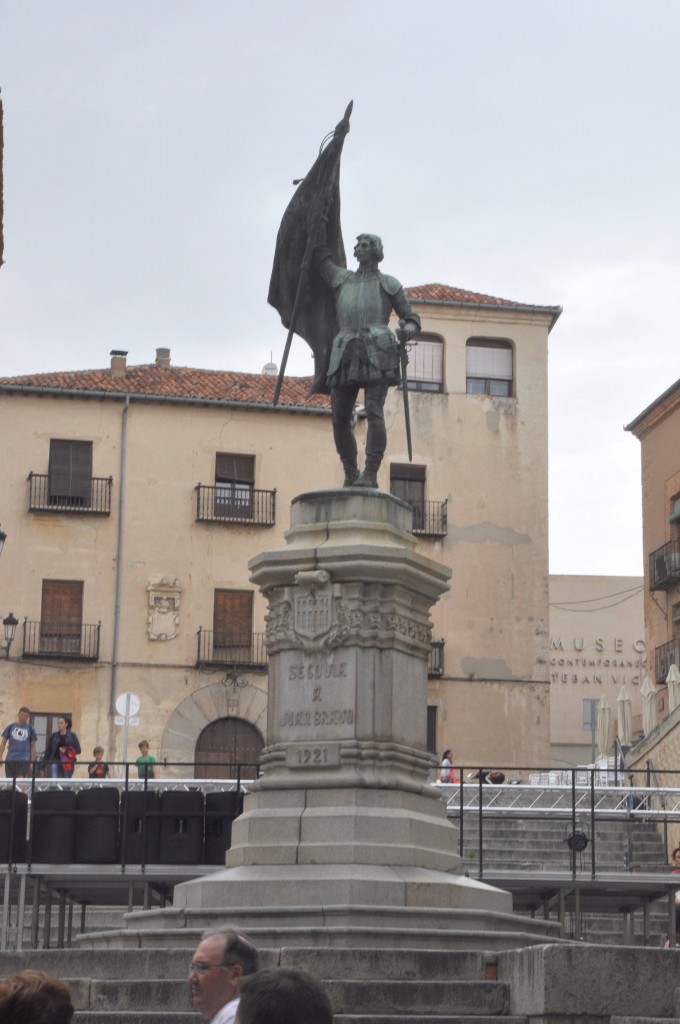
[267,104,351,395]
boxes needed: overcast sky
[1,0,679,577]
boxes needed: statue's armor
[316,258,419,387]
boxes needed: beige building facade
[625,378,680,855]
[0,285,561,774]
[626,378,680,698]
[549,575,645,767]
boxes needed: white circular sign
[115,691,141,718]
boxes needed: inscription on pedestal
[285,742,341,768]
[278,651,356,742]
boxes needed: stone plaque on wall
[147,575,181,641]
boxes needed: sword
[397,320,413,462]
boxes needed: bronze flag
[268,102,352,398]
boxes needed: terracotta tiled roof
[0,364,332,409]
[405,283,529,306]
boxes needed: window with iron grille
[215,453,254,518]
[466,339,513,396]
[405,334,443,392]
[48,440,93,507]
[40,580,83,655]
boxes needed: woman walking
[44,716,81,779]
[439,749,459,784]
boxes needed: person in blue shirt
[0,706,37,778]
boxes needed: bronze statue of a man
[268,102,419,488]
[315,232,420,487]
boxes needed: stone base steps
[0,947,491,981]
[334,1018,529,1024]
[4,942,680,1022]
[74,1018,529,1024]
[1,947,517,1024]
[59,978,510,1016]
[76,897,561,952]
[80,925,559,953]
[75,1016,200,1024]
[613,1019,680,1024]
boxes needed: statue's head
[354,234,384,264]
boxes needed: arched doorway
[194,717,264,780]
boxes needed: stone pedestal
[169,490,556,948]
[225,488,459,875]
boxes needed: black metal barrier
[0,761,254,870]
[0,788,28,862]
[440,762,680,881]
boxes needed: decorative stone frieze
[265,577,433,656]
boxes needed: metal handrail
[22,620,101,660]
[435,763,680,879]
[647,757,669,854]
[411,499,448,537]
[654,639,680,683]
[195,484,276,526]
[649,539,680,590]
[196,629,268,667]
[27,472,113,514]
[428,639,445,677]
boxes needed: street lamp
[1,612,18,658]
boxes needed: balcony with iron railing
[22,620,101,660]
[28,473,113,515]
[195,485,276,526]
[411,499,448,538]
[196,629,268,668]
[428,639,445,677]
[649,540,680,591]
[655,638,680,683]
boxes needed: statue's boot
[343,463,360,487]
[355,467,379,489]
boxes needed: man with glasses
[188,927,259,1024]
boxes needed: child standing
[87,746,111,779]
[135,740,157,780]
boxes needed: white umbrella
[666,663,680,713]
[617,685,633,747]
[640,674,658,736]
[595,693,612,758]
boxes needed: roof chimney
[110,350,128,379]
[156,347,171,368]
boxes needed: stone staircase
[457,816,668,874]
[2,943,680,1024]
[453,810,672,945]
[0,946,521,1024]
